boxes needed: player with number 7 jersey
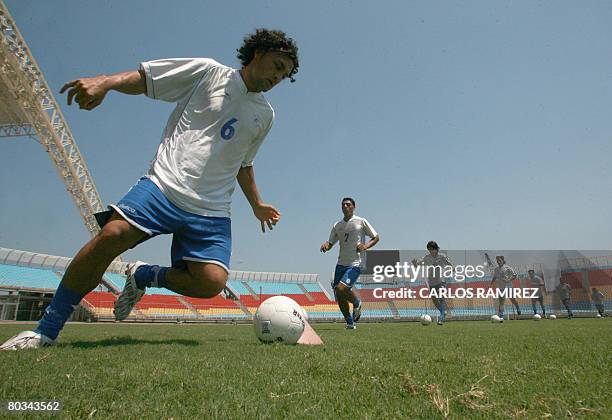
[320,197,379,330]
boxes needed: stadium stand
[1,247,611,322]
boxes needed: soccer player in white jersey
[591,287,605,317]
[527,269,546,316]
[412,241,452,325]
[489,256,521,321]
[1,29,299,350]
[556,280,573,318]
[320,197,379,329]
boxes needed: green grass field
[1,319,610,419]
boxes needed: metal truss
[0,123,35,137]
[0,1,105,237]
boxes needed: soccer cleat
[352,302,362,322]
[114,261,147,321]
[0,331,57,351]
[345,324,356,330]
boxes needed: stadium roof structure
[0,1,104,236]
[0,247,126,274]
[0,247,322,284]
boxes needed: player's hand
[253,203,280,232]
[320,242,332,253]
[356,243,368,252]
[60,76,109,110]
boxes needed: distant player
[555,280,573,318]
[1,29,300,350]
[489,255,521,321]
[527,269,546,316]
[320,197,379,330]
[412,241,452,325]
[591,287,605,317]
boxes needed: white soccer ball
[596,314,602,318]
[533,314,542,321]
[420,314,432,325]
[549,314,557,320]
[491,315,502,323]
[253,296,306,345]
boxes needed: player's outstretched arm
[237,166,280,232]
[60,69,146,111]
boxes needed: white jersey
[492,264,517,288]
[591,290,604,304]
[328,216,377,267]
[528,275,544,297]
[556,283,571,300]
[528,275,544,288]
[141,58,274,217]
[417,253,453,286]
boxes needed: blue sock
[345,314,354,325]
[35,284,84,340]
[134,265,169,289]
[353,298,361,308]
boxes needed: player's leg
[335,284,354,328]
[164,261,227,298]
[531,298,538,315]
[332,266,355,328]
[430,295,442,312]
[510,297,521,315]
[431,284,446,324]
[498,296,506,321]
[562,298,573,317]
[596,303,604,316]
[342,267,362,322]
[538,296,545,315]
[1,212,147,350]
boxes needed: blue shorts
[110,177,231,272]
[333,265,361,289]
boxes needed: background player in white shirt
[527,269,546,316]
[1,29,300,350]
[591,287,605,317]
[412,241,452,325]
[320,197,379,329]
[556,280,573,318]
[489,255,522,321]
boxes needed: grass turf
[0,319,610,419]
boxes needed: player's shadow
[68,337,199,348]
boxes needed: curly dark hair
[426,241,439,251]
[237,29,299,82]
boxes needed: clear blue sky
[1,1,611,283]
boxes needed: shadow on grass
[68,337,199,348]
